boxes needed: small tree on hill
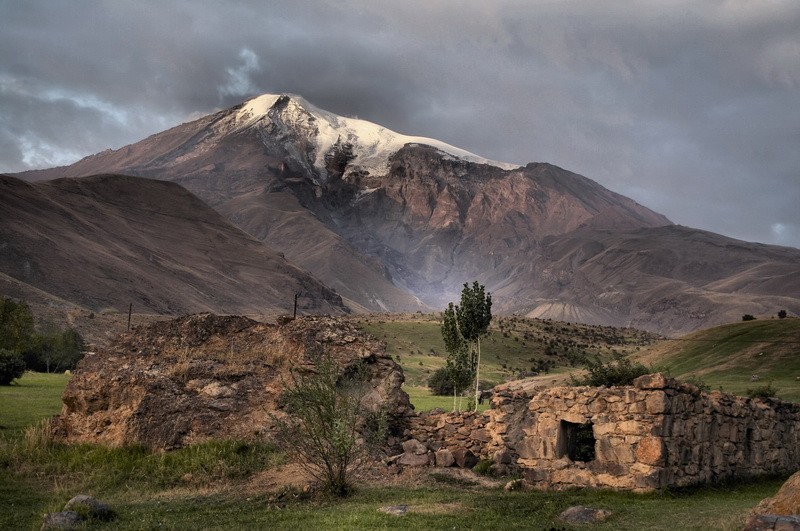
[778,310,787,319]
[742,314,756,321]
[455,282,492,411]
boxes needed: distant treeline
[0,297,85,384]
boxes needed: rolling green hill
[352,313,659,409]
[354,314,800,408]
[636,318,800,401]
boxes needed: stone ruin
[54,314,800,492]
[52,313,411,450]
[403,373,800,491]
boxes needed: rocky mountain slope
[16,93,800,333]
[0,174,345,316]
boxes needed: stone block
[402,438,428,455]
[634,373,670,390]
[494,448,514,464]
[469,428,490,442]
[636,437,665,466]
[434,449,455,467]
[398,452,429,467]
[452,448,479,469]
[645,392,670,414]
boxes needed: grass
[41,476,783,530]
[403,385,489,413]
[0,371,70,436]
[637,318,800,401]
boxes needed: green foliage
[0,297,34,352]
[742,314,756,321]
[274,351,384,497]
[472,459,493,476]
[0,297,86,374]
[22,327,86,373]
[428,367,463,396]
[571,353,651,387]
[455,281,492,343]
[440,301,474,409]
[452,281,493,411]
[746,382,779,399]
[0,349,26,385]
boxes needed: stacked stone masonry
[406,373,800,491]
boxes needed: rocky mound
[52,314,411,450]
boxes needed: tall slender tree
[441,302,473,411]
[455,282,492,411]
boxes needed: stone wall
[404,373,800,491]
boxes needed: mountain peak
[231,92,521,180]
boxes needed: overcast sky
[2,1,799,249]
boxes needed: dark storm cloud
[1,0,799,248]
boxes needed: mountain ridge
[12,92,800,333]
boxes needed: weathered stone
[645,391,670,414]
[378,505,408,516]
[402,438,427,455]
[636,437,665,466]
[452,448,479,469]
[435,449,455,467]
[743,514,800,531]
[494,448,514,465]
[633,373,670,390]
[469,428,490,442]
[397,452,429,467]
[753,470,800,516]
[558,506,612,524]
[41,511,83,530]
[63,495,113,520]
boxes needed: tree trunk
[473,337,481,411]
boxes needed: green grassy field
[0,366,786,529]
[637,318,800,401]
[0,371,70,436]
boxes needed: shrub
[273,351,386,497]
[571,354,650,387]
[427,366,471,397]
[0,349,26,385]
[778,310,787,319]
[746,383,779,399]
[742,314,756,321]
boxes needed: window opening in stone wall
[557,420,596,462]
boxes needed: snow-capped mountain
[231,93,520,182]
[16,92,800,333]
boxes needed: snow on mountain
[233,93,520,179]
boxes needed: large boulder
[52,314,411,449]
[751,470,800,517]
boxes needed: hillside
[0,174,346,317]
[636,317,800,401]
[353,313,658,390]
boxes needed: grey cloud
[1,0,799,248]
